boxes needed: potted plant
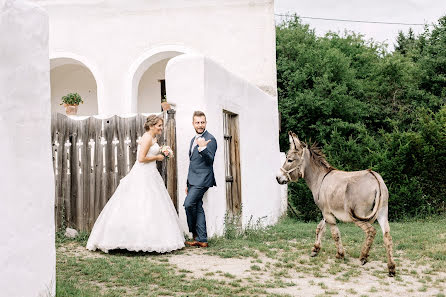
[60,93,83,115]
[161,95,171,111]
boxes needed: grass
[209,216,446,270]
[57,216,446,296]
[57,251,269,297]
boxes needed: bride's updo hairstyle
[144,114,163,131]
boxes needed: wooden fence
[51,110,178,232]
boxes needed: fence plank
[52,113,63,228]
[85,117,96,230]
[101,116,112,211]
[78,118,89,232]
[67,118,79,229]
[93,118,104,223]
[71,119,82,230]
[136,114,146,138]
[127,116,137,171]
[60,114,72,229]
[57,113,67,229]
[116,116,127,181]
[101,116,118,208]
[110,115,119,199]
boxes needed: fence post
[157,112,168,184]
[166,110,178,211]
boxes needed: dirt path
[59,242,445,296]
[167,247,445,297]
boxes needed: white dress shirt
[191,131,207,153]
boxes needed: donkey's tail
[349,170,383,222]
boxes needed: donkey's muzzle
[276,175,288,185]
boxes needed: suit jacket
[187,130,217,187]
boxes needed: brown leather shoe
[185,240,198,247]
[196,242,208,248]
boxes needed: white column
[0,1,55,296]
[165,54,206,235]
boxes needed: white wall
[0,0,55,296]
[50,64,98,115]
[137,58,169,113]
[166,54,285,237]
[33,0,277,114]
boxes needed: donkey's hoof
[335,252,344,259]
[310,246,320,257]
[360,258,368,265]
[388,263,396,277]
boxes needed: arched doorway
[127,45,197,113]
[50,57,99,115]
[137,58,171,113]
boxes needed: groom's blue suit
[184,130,217,243]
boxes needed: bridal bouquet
[159,145,174,159]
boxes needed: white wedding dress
[86,142,185,253]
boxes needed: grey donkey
[276,132,396,277]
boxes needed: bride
[86,115,185,253]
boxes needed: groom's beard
[195,128,205,134]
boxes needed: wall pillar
[0,1,56,296]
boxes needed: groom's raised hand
[196,137,211,148]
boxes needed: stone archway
[50,54,102,115]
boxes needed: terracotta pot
[64,103,78,115]
[161,101,171,111]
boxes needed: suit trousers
[183,185,209,242]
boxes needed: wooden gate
[223,111,242,216]
[51,110,178,232]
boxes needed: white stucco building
[37,0,278,115]
[38,0,286,236]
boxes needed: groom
[184,111,217,248]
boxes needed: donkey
[276,132,396,276]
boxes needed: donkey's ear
[288,131,296,150]
[291,132,302,149]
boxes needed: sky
[274,0,446,50]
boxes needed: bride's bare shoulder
[142,131,151,138]
[140,132,154,144]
